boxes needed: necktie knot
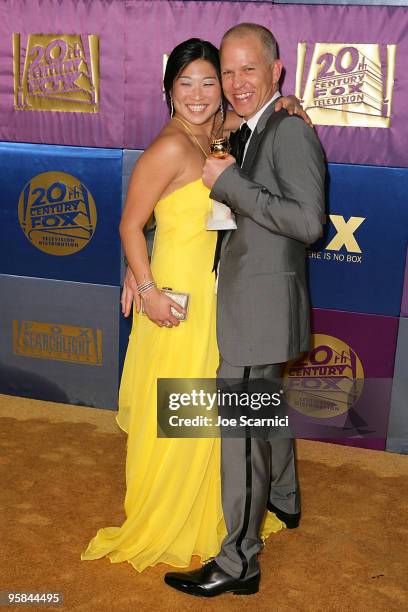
[235,123,252,166]
[239,122,252,142]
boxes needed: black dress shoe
[164,560,260,597]
[267,502,300,529]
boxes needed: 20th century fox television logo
[296,43,396,127]
[18,172,97,256]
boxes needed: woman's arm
[222,95,311,136]
[119,136,186,326]
[275,95,312,126]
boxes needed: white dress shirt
[242,90,281,163]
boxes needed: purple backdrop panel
[124,1,408,167]
[311,309,397,379]
[285,308,399,450]
[386,317,408,454]
[400,249,408,316]
[0,0,124,148]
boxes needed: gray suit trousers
[215,358,300,579]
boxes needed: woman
[82,38,306,572]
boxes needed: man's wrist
[210,162,238,204]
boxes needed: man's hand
[121,266,140,317]
[275,95,313,127]
[202,155,236,190]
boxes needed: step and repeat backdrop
[0,0,407,451]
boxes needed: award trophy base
[206,200,237,231]
[206,218,237,230]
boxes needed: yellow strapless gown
[81,179,283,572]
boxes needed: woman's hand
[142,287,185,328]
[121,266,141,316]
[211,105,225,140]
[276,95,313,127]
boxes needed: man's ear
[272,59,283,85]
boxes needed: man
[164,23,325,597]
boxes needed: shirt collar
[242,90,281,132]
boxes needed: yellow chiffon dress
[81,179,283,572]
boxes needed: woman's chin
[180,109,217,125]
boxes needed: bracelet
[137,281,156,295]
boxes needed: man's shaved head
[221,23,278,64]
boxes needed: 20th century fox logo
[284,333,364,418]
[309,214,366,265]
[13,33,99,112]
[296,43,396,127]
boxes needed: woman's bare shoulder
[147,124,190,158]
[135,124,189,173]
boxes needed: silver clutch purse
[141,287,190,321]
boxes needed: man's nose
[232,74,245,90]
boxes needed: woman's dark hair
[163,38,223,115]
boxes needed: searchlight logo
[13,33,99,112]
[295,43,396,127]
[283,334,364,418]
[18,171,97,256]
[13,320,103,365]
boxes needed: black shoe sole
[164,578,259,597]
[164,585,259,597]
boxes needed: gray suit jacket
[210,103,326,366]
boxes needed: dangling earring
[170,93,174,118]
[220,102,224,124]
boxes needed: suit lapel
[241,129,262,174]
[222,97,280,254]
[241,97,280,173]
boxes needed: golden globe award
[209,137,230,159]
[207,137,236,231]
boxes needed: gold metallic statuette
[210,137,230,158]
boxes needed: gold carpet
[1,393,407,611]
